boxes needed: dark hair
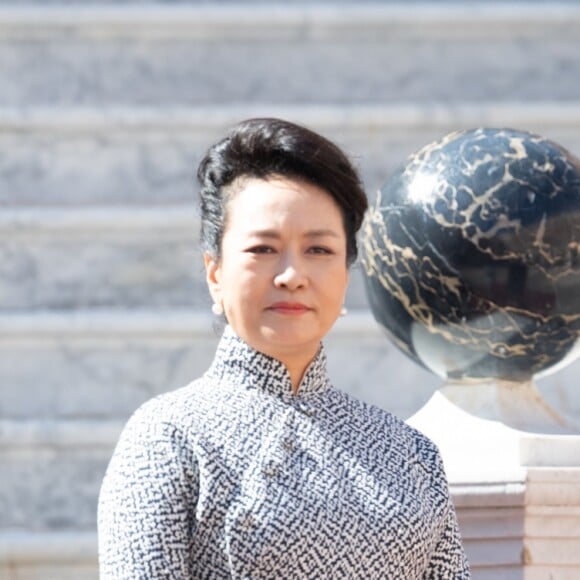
[197,118,368,265]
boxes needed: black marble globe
[362,128,580,382]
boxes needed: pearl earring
[340,306,348,317]
[211,302,224,316]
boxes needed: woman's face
[205,175,349,369]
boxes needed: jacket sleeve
[98,400,199,579]
[423,496,470,579]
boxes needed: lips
[268,302,311,314]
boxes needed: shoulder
[327,388,446,473]
[113,377,213,454]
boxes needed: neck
[278,349,319,395]
[209,327,330,397]
[289,369,304,395]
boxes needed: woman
[98,118,470,578]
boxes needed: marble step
[1,3,580,107]
[2,309,579,422]
[0,530,98,580]
[3,103,580,207]
[0,420,120,530]
[0,206,208,310]
[0,309,441,421]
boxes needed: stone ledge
[451,481,527,509]
[0,309,381,340]
[524,538,580,567]
[526,468,580,506]
[0,223,210,310]
[0,2,579,40]
[527,466,580,483]
[3,102,580,133]
[0,531,96,564]
[520,569,580,580]
[3,104,580,210]
[0,420,123,449]
[0,206,198,237]
[0,309,214,340]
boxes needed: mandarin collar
[205,326,330,397]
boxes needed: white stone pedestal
[408,382,580,579]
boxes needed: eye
[308,246,333,255]
[246,245,276,254]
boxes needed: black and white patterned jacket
[98,326,470,579]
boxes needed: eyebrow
[248,229,341,238]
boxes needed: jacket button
[262,463,279,478]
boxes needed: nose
[273,255,307,291]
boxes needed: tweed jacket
[98,326,470,579]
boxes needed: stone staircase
[1,2,580,578]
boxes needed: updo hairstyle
[196,118,368,266]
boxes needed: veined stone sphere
[361,128,580,382]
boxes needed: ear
[204,253,223,306]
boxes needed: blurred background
[1,1,580,578]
